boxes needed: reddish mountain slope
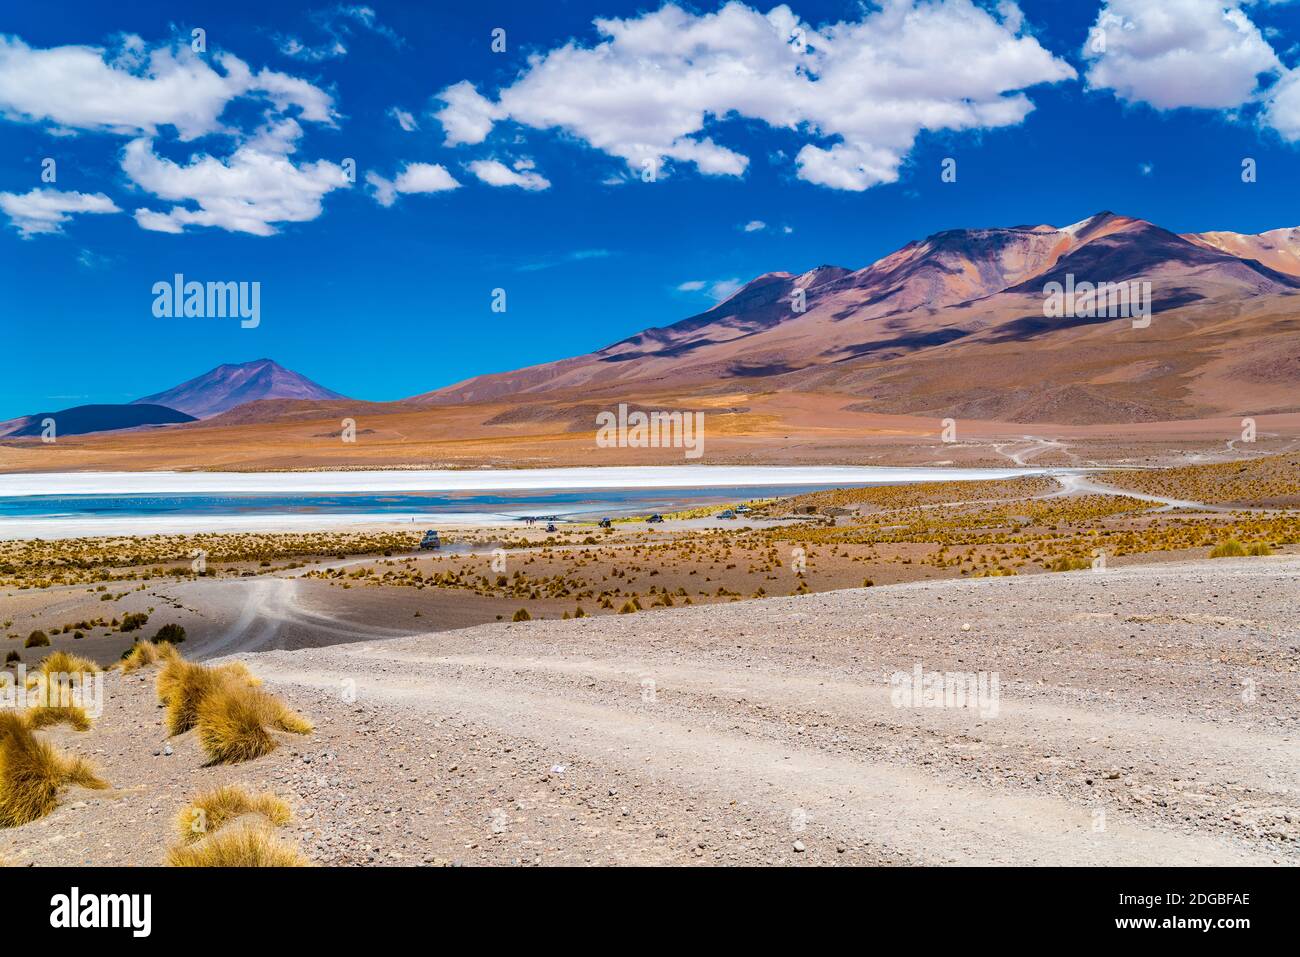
[413,212,1300,422]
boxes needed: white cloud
[707,278,744,300]
[0,34,335,140]
[123,138,349,236]
[742,219,766,232]
[434,1,1073,191]
[366,162,460,207]
[1083,0,1281,110]
[0,187,120,237]
[389,107,418,132]
[677,277,742,300]
[1082,0,1300,141]
[467,158,551,190]
[435,80,500,145]
[1262,65,1300,140]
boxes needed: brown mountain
[133,359,346,419]
[415,212,1300,424]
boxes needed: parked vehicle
[735,504,751,514]
[545,523,557,532]
[719,509,737,519]
[598,518,613,528]
[646,514,664,524]
[418,530,441,550]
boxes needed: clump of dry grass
[166,822,309,867]
[174,785,291,845]
[195,683,312,764]
[24,706,92,732]
[37,650,100,676]
[0,717,107,827]
[118,639,179,674]
[157,654,310,764]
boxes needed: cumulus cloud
[0,187,120,237]
[123,138,349,236]
[366,162,460,207]
[468,158,551,190]
[0,34,335,140]
[1263,68,1300,139]
[433,1,1073,191]
[1082,0,1300,141]
[1082,0,1281,110]
[742,219,766,232]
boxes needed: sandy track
[233,555,1300,866]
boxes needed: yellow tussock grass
[119,640,178,674]
[166,822,309,867]
[38,651,99,676]
[175,785,291,845]
[0,720,107,827]
[24,706,92,732]
[158,654,310,763]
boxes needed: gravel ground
[3,555,1296,866]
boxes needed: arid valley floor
[1,447,1297,866]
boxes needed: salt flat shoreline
[0,464,1059,497]
[0,465,1066,540]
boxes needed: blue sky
[2,0,1299,419]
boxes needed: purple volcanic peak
[133,358,347,419]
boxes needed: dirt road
[6,555,1295,866]
[232,555,1297,865]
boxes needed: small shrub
[1247,542,1273,556]
[118,612,149,633]
[24,631,49,649]
[511,608,531,622]
[1209,539,1247,558]
[153,623,186,644]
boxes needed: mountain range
[5,211,1299,441]
[415,211,1300,423]
[0,359,344,438]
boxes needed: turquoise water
[0,483,878,523]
